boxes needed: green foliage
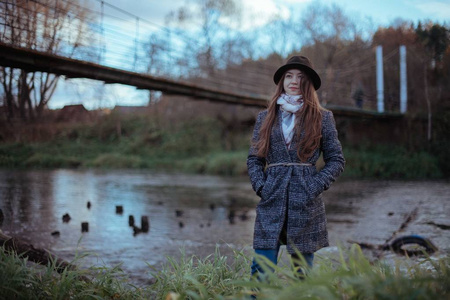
[0,248,150,299]
[149,245,450,300]
[0,249,35,298]
[24,153,82,168]
[0,143,34,168]
[1,245,449,299]
[148,247,250,299]
[343,144,442,179]
[88,153,146,169]
[0,113,447,178]
[204,151,248,176]
[0,115,247,174]
[159,118,223,156]
[176,151,248,176]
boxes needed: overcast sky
[50,0,450,109]
[101,0,450,28]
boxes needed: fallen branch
[384,207,419,245]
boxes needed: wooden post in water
[62,213,71,223]
[129,215,135,227]
[141,216,149,232]
[81,222,89,232]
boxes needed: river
[1,169,449,285]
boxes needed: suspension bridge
[0,0,403,118]
[0,42,268,107]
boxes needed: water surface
[1,169,448,284]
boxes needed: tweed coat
[247,108,345,254]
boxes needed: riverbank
[0,113,445,179]
[1,243,449,299]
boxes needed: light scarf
[276,93,303,147]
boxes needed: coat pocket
[260,176,271,200]
[261,171,282,202]
[305,175,324,200]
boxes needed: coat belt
[267,162,313,168]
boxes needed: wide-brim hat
[273,55,321,90]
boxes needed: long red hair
[255,71,324,162]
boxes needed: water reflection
[0,169,258,284]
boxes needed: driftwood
[0,229,77,274]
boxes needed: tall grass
[148,247,251,299]
[148,245,450,300]
[252,246,450,300]
[0,248,151,299]
[1,245,449,299]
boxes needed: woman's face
[283,69,303,95]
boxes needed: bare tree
[0,0,96,121]
[166,0,249,76]
[297,2,373,105]
[141,32,169,104]
[144,33,167,75]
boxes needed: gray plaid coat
[247,108,345,254]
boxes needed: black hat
[273,56,321,90]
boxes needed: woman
[247,55,345,277]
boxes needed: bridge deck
[0,43,402,119]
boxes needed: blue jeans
[251,245,314,277]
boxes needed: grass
[148,247,250,299]
[147,245,450,299]
[0,248,150,299]
[0,113,446,179]
[2,244,449,299]
[343,144,443,179]
[0,114,251,176]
